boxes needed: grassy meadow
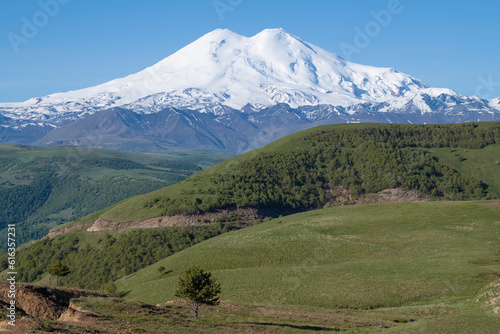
[4,123,500,332]
[117,201,500,308]
[108,200,500,332]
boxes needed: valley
[0,144,230,244]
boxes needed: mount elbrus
[1,28,499,153]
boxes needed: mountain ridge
[1,28,499,152]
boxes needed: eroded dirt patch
[476,279,500,314]
[87,207,261,232]
[46,221,92,238]
[0,284,112,320]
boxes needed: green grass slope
[117,200,500,311]
[0,218,243,290]
[430,144,500,196]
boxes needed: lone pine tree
[49,260,70,286]
[174,264,221,319]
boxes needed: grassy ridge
[117,201,500,309]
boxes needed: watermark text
[213,0,243,21]
[6,224,17,327]
[8,0,71,54]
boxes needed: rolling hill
[115,200,500,332]
[2,201,499,333]
[2,122,500,332]
[54,122,500,229]
[117,200,500,308]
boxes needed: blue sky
[0,0,499,102]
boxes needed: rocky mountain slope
[1,29,499,153]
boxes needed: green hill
[2,201,500,332]
[0,144,230,243]
[117,200,500,308]
[430,144,500,196]
[2,123,500,332]
[61,122,500,226]
[114,200,500,332]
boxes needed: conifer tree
[175,265,221,319]
[49,260,70,286]
[25,261,34,284]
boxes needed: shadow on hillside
[255,207,303,219]
[160,270,173,276]
[246,322,341,332]
[119,290,132,298]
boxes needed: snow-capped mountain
[1,28,499,153]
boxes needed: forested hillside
[4,219,242,290]
[0,145,230,243]
[144,123,500,216]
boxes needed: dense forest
[145,123,500,215]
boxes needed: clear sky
[0,0,499,102]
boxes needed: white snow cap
[4,28,463,112]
